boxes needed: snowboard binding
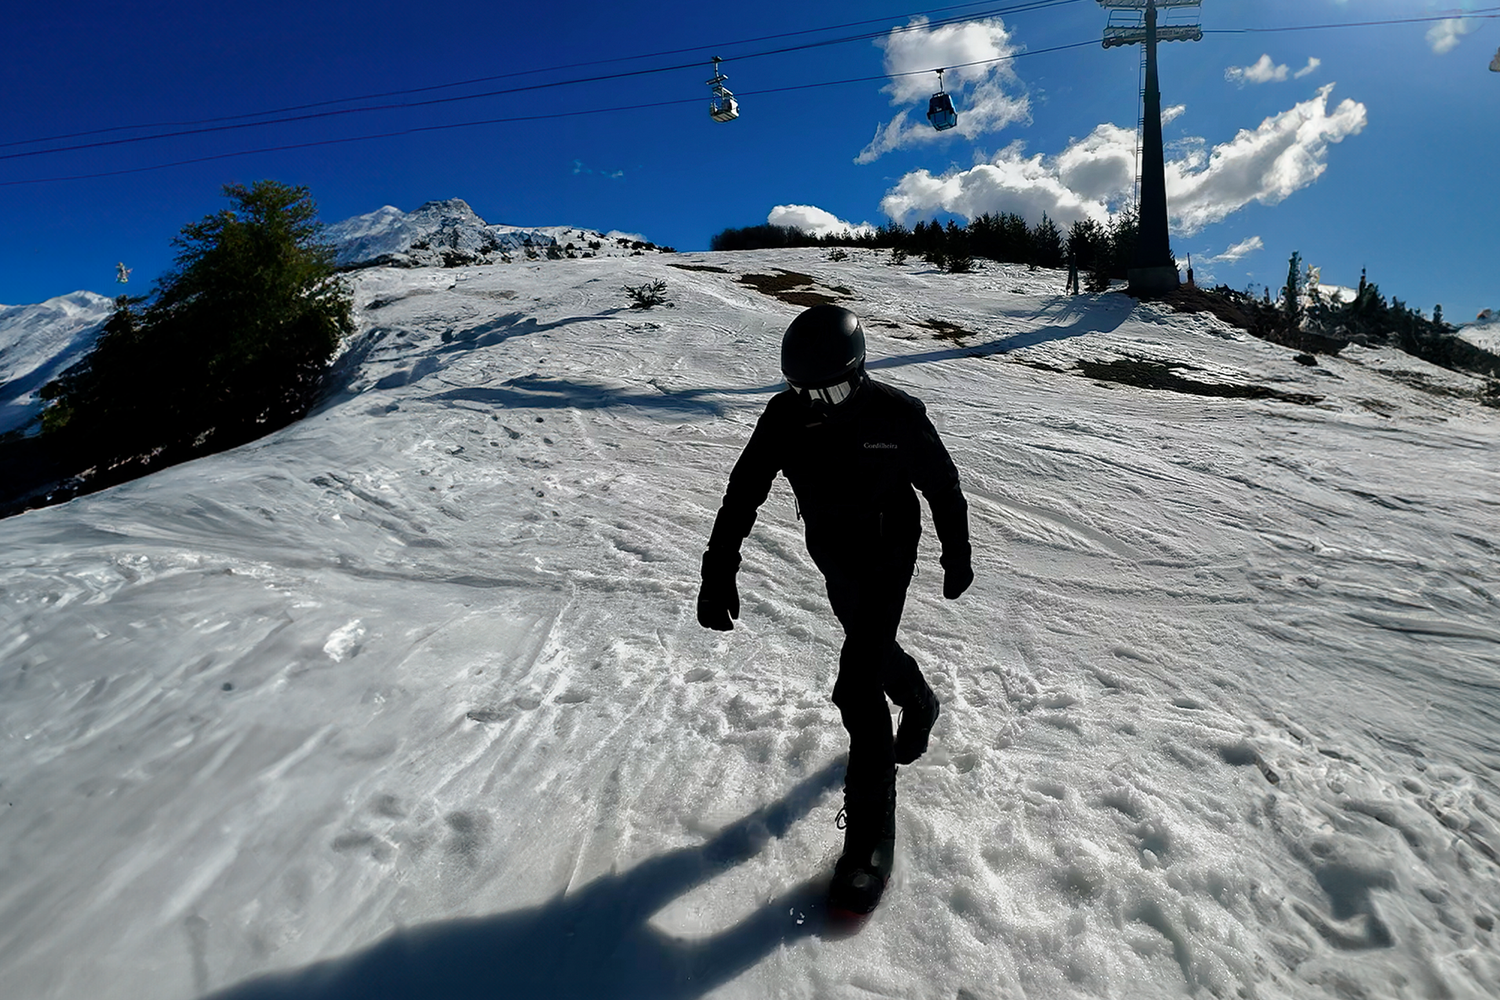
[828,835,894,919]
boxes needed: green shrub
[624,279,670,308]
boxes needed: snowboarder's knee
[831,670,886,717]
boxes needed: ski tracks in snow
[3,251,1500,1000]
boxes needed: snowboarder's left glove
[941,546,973,600]
[697,550,741,631]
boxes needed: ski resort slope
[2,251,1498,1000]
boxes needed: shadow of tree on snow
[203,759,848,1000]
[345,299,1131,421]
[868,299,1132,374]
[436,309,631,355]
[423,374,755,417]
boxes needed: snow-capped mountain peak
[324,199,663,270]
[0,290,114,436]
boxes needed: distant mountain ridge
[0,291,114,437]
[324,198,665,269]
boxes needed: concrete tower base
[1127,265,1181,297]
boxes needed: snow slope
[0,203,662,438]
[0,291,112,435]
[2,250,1498,1000]
[1459,311,1500,354]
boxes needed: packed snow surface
[2,250,1498,999]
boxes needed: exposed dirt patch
[920,318,977,344]
[1155,285,1256,330]
[1357,398,1400,417]
[1356,365,1500,410]
[1155,285,1349,356]
[737,270,847,308]
[666,263,731,274]
[1078,357,1324,406]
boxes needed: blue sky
[2,1,1496,320]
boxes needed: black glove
[941,546,973,600]
[697,550,741,631]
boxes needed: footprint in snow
[466,694,543,723]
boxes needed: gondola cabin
[926,68,958,131]
[711,93,739,123]
[708,56,739,123]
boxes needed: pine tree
[43,181,352,463]
[1106,208,1140,279]
[1031,215,1064,269]
[1067,218,1105,270]
[1283,251,1303,326]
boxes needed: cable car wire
[0,40,1101,188]
[1205,6,1500,35]
[0,0,1083,152]
[4,7,1494,186]
[11,1,1483,164]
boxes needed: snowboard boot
[829,781,897,916]
[893,687,940,765]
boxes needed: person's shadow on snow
[205,759,850,1000]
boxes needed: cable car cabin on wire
[926,69,957,131]
[707,56,738,122]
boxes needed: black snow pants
[819,551,933,822]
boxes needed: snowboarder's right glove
[941,545,973,600]
[697,550,741,631]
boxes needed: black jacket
[705,379,970,574]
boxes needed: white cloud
[1427,18,1477,55]
[879,85,1367,237]
[1162,104,1187,125]
[1201,236,1264,265]
[855,17,1030,164]
[1166,84,1367,233]
[1226,54,1289,86]
[572,159,625,180]
[880,129,1125,231]
[1226,55,1320,85]
[767,204,875,237]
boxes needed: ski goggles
[790,377,858,407]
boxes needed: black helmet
[781,305,866,390]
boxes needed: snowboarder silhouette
[697,304,973,916]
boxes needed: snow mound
[0,290,113,436]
